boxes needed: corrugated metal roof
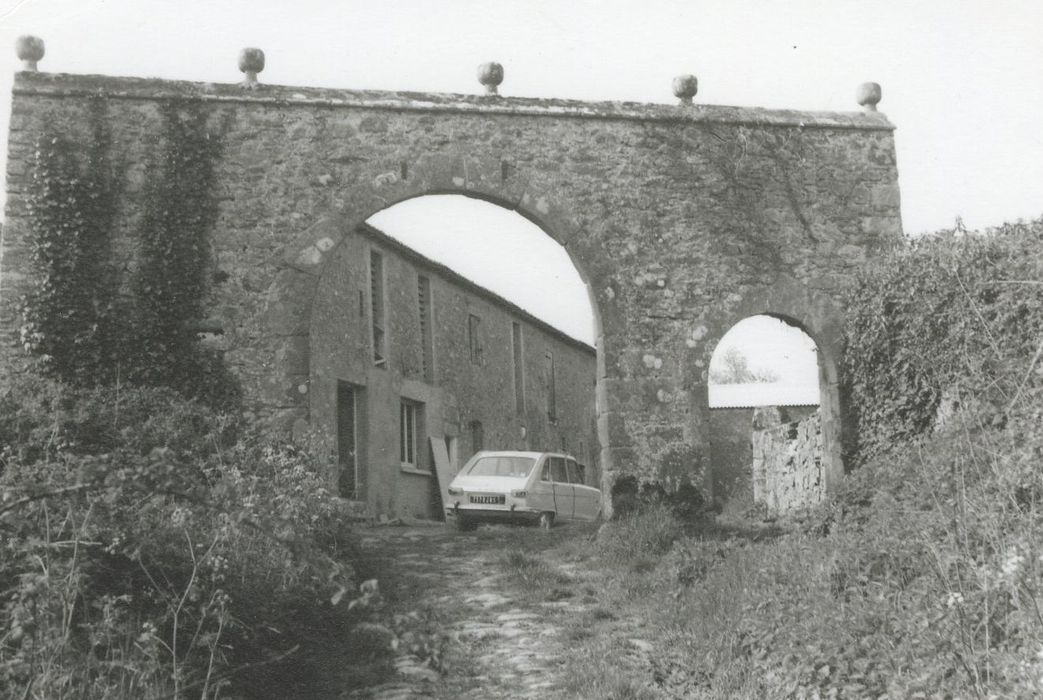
[708,383,820,409]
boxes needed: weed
[498,549,572,601]
[595,503,683,566]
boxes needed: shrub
[610,474,706,522]
[843,216,1043,465]
[0,376,380,699]
[750,215,1043,696]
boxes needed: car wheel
[538,512,554,530]
[455,516,477,532]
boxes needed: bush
[738,215,1043,696]
[645,216,1043,697]
[610,474,706,521]
[843,216,1043,465]
[0,376,381,699]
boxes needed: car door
[527,456,555,513]
[550,456,574,520]
[567,459,596,520]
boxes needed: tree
[709,347,779,384]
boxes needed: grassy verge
[490,404,1043,698]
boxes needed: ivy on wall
[21,98,120,385]
[841,217,1043,465]
[129,101,232,404]
[21,98,236,407]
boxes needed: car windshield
[466,456,537,478]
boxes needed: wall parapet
[12,71,896,132]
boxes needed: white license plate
[469,495,505,504]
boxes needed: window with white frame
[399,400,425,468]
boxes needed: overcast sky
[1,0,1039,386]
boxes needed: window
[466,455,537,478]
[566,459,582,485]
[400,400,423,468]
[512,322,524,413]
[370,251,386,366]
[337,382,360,499]
[418,275,434,382]
[468,314,483,365]
[551,457,567,482]
[544,351,556,422]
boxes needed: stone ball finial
[15,35,45,71]
[672,74,698,106]
[856,82,882,112]
[477,61,504,96]
[238,47,265,89]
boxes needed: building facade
[309,223,597,520]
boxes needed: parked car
[445,451,601,531]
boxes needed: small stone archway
[689,276,846,504]
[262,151,611,485]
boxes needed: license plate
[469,494,505,505]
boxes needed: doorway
[337,381,362,500]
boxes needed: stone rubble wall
[752,406,825,515]
[0,71,903,509]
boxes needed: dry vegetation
[2,215,1040,698]
[491,218,1043,698]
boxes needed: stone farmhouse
[314,221,597,520]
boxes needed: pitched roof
[708,383,820,409]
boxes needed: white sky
[368,196,594,344]
[0,0,1039,382]
[708,316,818,386]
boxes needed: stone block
[273,333,310,376]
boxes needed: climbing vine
[129,100,231,404]
[21,98,236,407]
[841,217,1043,465]
[21,98,120,385]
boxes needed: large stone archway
[0,70,904,513]
[261,152,612,489]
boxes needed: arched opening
[307,193,601,521]
[707,314,826,516]
[366,195,595,345]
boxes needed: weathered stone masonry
[0,69,902,513]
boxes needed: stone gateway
[0,52,902,516]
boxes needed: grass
[498,549,574,602]
[487,444,1043,698]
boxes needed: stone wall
[751,406,825,515]
[0,70,903,511]
[709,407,755,505]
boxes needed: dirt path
[349,522,638,699]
